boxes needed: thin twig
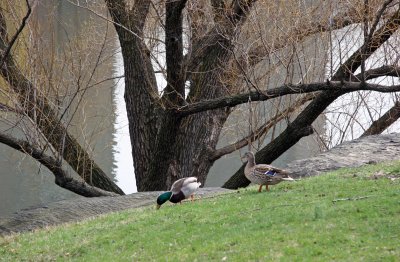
[210,94,314,161]
[332,196,370,203]
[66,0,143,40]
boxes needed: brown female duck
[242,151,294,192]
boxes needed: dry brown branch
[247,7,381,67]
[332,6,400,80]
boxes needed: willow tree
[1,0,400,195]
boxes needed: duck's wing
[170,177,201,194]
[170,178,186,194]
[253,164,288,176]
[182,177,199,187]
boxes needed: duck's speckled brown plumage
[242,151,294,192]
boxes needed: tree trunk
[166,36,234,188]
[141,0,187,191]
[171,108,230,188]
[120,40,158,192]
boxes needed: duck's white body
[171,177,201,198]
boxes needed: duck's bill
[156,204,161,209]
[282,177,294,181]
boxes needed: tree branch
[228,0,257,24]
[361,101,400,137]
[185,0,257,77]
[366,0,395,42]
[0,0,31,69]
[68,0,142,40]
[210,93,314,161]
[0,133,117,197]
[247,7,368,66]
[178,81,400,116]
[210,0,227,23]
[351,65,400,81]
[332,7,400,80]
[163,0,186,105]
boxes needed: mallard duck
[242,151,294,192]
[156,177,201,209]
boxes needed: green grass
[1,161,400,261]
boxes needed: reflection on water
[113,50,136,194]
[0,143,80,216]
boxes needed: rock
[287,133,400,178]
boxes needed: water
[0,0,133,217]
[113,51,136,194]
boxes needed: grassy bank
[1,162,400,261]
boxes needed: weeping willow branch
[0,0,31,68]
[0,5,124,194]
